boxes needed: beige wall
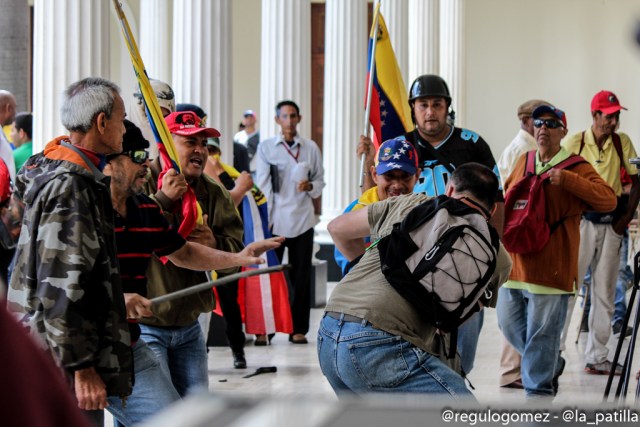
[231,0,262,132]
[110,0,640,161]
[465,0,640,158]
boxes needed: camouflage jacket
[6,136,133,399]
[140,159,244,326]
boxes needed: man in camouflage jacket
[6,78,132,423]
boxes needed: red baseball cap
[591,90,627,115]
[165,111,221,138]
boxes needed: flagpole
[359,0,382,188]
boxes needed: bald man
[0,90,17,180]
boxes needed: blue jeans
[139,321,208,397]
[457,310,484,374]
[317,314,474,400]
[107,340,180,426]
[497,288,568,397]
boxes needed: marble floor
[127,283,640,426]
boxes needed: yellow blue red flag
[112,0,200,239]
[366,5,412,149]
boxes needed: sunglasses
[108,150,149,164]
[533,119,564,129]
[124,150,150,164]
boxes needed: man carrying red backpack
[498,105,616,399]
[563,91,640,376]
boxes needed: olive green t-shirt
[325,192,512,363]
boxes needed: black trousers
[216,279,246,352]
[275,228,314,335]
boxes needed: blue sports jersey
[403,128,503,199]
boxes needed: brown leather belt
[325,311,365,323]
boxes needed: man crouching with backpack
[498,105,616,400]
[320,163,512,399]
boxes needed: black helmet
[408,74,451,105]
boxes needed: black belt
[326,311,365,323]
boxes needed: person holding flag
[139,110,245,396]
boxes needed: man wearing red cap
[138,111,246,396]
[564,90,640,375]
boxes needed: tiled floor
[204,292,639,406]
[119,283,640,426]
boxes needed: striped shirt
[115,193,186,341]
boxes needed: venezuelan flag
[366,4,412,149]
[112,0,200,239]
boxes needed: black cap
[122,119,150,152]
[176,103,207,120]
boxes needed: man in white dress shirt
[256,100,325,344]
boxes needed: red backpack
[503,151,585,254]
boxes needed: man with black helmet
[360,74,503,377]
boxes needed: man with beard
[563,91,640,375]
[103,120,282,425]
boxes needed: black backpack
[377,195,499,359]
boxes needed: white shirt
[497,128,537,188]
[256,133,325,238]
[233,129,258,145]
[0,131,16,182]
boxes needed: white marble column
[172,0,233,163]
[408,0,439,84]
[32,0,110,153]
[318,0,368,243]
[139,0,172,85]
[380,0,409,86]
[259,0,311,141]
[439,0,465,125]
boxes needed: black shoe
[552,356,565,395]
[233,351,247,369]
[501,379,524,389]
[612,322,633,338]
[289,333,308,344]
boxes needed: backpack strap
[580,131,624,165]
[612,133,625,167]
[549,154,585,171]
[524,150,537,175]
[543,154,586,233]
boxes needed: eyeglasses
[533,119,564,129]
